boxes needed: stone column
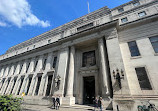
[19,74,29,95]
[39,52,53,96]
[0,79,7,94]
[5,78,13,94]
[36,55,44,72]
[9,64,14,76]
[27,57,35,73]
[28,74,37,96]
[98,38,110,97]
[66,46,75,97]
[28,55,43,95]
[7,78,14,94]
[21,60,27,74]
[12,76,21,95]
[0,67,5,78]
[54,47,69,97]
[63,46,76,106]
[14,62,21,75]
[4,66,9,77]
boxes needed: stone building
[0,0,158,110]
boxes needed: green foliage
[0,95,23,111]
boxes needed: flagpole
[87,1,90,13]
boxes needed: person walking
[56,95,60,110]
[93,96,98,111]
[52,96,56,109]
[98,97,103,111]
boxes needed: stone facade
[0,0,158,110]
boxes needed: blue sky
[0,0,131,55]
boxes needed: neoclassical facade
[0,0,158,110]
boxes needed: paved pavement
[22,104,96,111]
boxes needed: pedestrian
[56,95,60,110]
[52,96,56,109]
[98,97,103,111]
[93,96,98,111]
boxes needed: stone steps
[61,104,113,111]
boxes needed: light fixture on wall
[113,68,124,89]
[55,75,61,90]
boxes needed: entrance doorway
[83,76,95,104]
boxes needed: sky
[0,0,131,55]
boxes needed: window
[118,8,124,13]
[82,50,96,67]
[27,47,29,50]
[133,1,140,6]
[33,45,36,49]
[34,59,38,71]
[26,61,31,73]
[135,67,152,90]
[52,57,57,68]
[138,11,146,17]
[149,36,158,53]
[128,41,140,57]
[48,39,51,43]
[13,63,17,75]
[35,76,42,95]
[19,62,24,74]
[77,22,93,32]
[121,17,128,23]
[42,58,47,70]
[17,77,24,95]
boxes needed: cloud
[0,0,50,28]
[0,21,7,27]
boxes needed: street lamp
[113,68,124,89]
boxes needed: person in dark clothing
[98,97,103,111]
[93,96,98,111]
[56,96,60,110]
[52,96,56,109]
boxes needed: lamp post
[113,68,124,89]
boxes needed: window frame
[149,36,158,54]
[135,66,153,90]
[118,7,124,13]
[133,1,140,7]
[128,41,141,57]
[121,17,128,23]
[138,11,146,18]
[82,50,96,67]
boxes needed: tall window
[13,63,17,75]
[128,41,140,57]
[17,77,24,95]
[82,50,96,67]
[52,57,57,68]
[19,62,24,74]
[149,36,158,53]
[135,67,152,90]
[35,76,42,95]
[42,58,47,70]
[34,59,38,71]
[26,60,31,73]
